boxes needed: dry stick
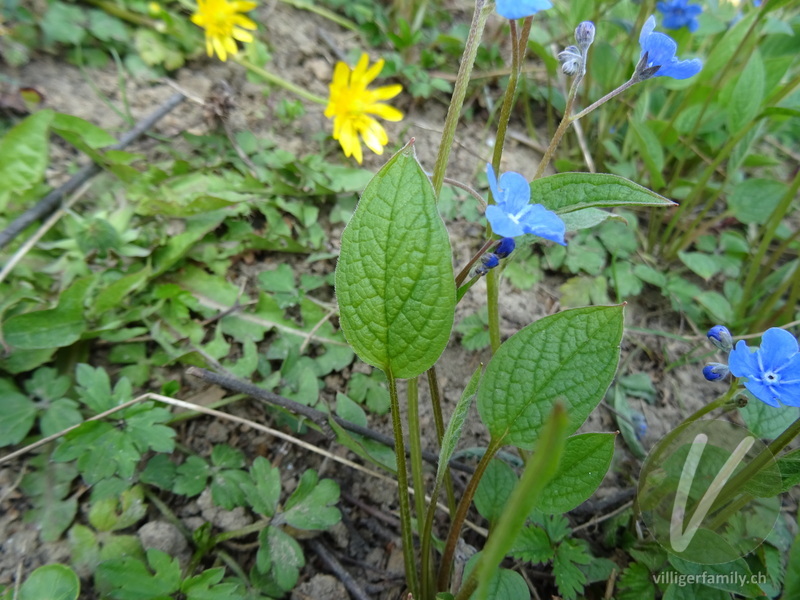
[186,367,473,474]
[308,539,372,600]
[0,92,186,251]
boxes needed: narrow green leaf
[532,173,675,216]
[728,50,765,134]
[478,305,623,449]
[473,405,569,600]
[436,365,482,486]
[52,113,117,149]
[335,144,456,379]
[0,109,53,200]
[538,433,615,513]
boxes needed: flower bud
[557,45,582,76]
[481,253,500,269]
[575,21,595,52]
[707,325,733,352]
[703,363,730,382]
[494,237,516,259]
[630,411,647,441]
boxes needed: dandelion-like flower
[495,0,552,19]
[636,15,702,81]
[656,0,703,33]
[484,165,566,244]
[191,0,257,62]
[325,54,403,164]
[729,328,800,408]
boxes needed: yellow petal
[331,61,350,89]
[361,119,388,155]
[213,36,228,61]
[232,1,257,11]
[361,58,385,86]
[367,103,403,122]
[351,54,371,85]
[233,15,258,30]
[205,37,214,57]
[224,35,238,56]
[233,28,253,43]
[369,84,403,101]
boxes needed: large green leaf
[0,109,53,201]
[532,173,675,215]
[19,564,80,600]
[728,50,765,134]
[478,305,623,449]
[335,144,455,379]
[538,433,616,513]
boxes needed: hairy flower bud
[557,45,582,76]
[707,325,733,352]
[703,363,730,382]
[494,237,516,259]
[575,21,595,52]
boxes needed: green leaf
[335,144,455,379]
[467,563,529,600]
[256,526,305,592]
[739,398,800,439]
[553,538,592,600]
[532,173,675,215]
[19,564,80,600]
[41,3,87,44]
[617,563,656,600]
[560,208,623,231]
[474,458,518,523]
[478,305,623,449]
[243,457,282,517]
[96,552,179,599]
[52,113,117,149]
[728,50,765,134]
[538,433,615,513]
[630,122,666,189]
[281,470,341,530]
[26,496,77,543]
[0,109,53,201]
[211,469,250,509]
[3,277,91,350]
[437,366,482,486]
[728,178,787,225]
[668,556,763,598]
[509,525,554,564]
[173,456,210,496]
[678,251,721,280]
[0,390,37,446]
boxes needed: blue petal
[495,0,552,19]
[686,5,703,16]
[659,58,702,80]
[496,171,532,213]
[743,380,782,408]
[486,163,500,202]
[642,31,678,69]
[729,339,758,379]
[485,205,525,238]
[759,328,799,370]
[662,14,685,30]
[639,15,657,46]
[687,18,699,33]
[656,2,670,13]
[520,204,566,245]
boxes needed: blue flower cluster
[703,325,800,408]
[656,0,703,33]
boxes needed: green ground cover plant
[1,0,799,599]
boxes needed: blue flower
[729,328,800,408]
[484,165,566,244]
[707,325,733,352]
[656,0,703,33]
[637,15,703,80]
[495,0,552,20]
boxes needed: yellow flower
[325,54,403,164]
[191,0,257,62]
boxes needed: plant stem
[407,377,427,533]
[431,0,491,196]
[427,365,457,515]
[437,437,503,592]
[234,56,328,105]
[388,373,420,598]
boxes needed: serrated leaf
[211,470,250,509]
[0,390,37,446]
[335,144,455,379]
[243,457,282,517]
[478,306,623,449]
[509,525,554,564]
[553,539,591,600]
[281,470,341,530]
[96,554,179,599]
[617,563,656,600]
[532,173,675,216]
[256,526,305,592]
[0,108,53,201]
[173,456,210,496]
[538,433,615,513]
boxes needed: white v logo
[669,433,755,552]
